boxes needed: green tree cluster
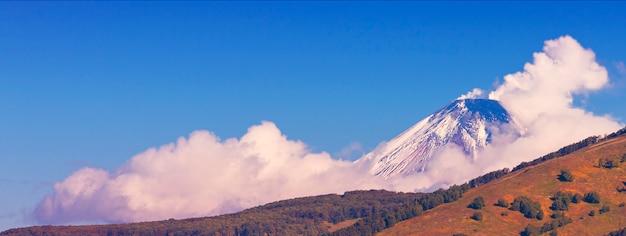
[522,212,572,236]
[599,158,620,168]
[510,196,544,220]
[550,191,578,211]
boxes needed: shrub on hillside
[572,193,583,203]
[600,205,611,214]
[470,212,483,221]
[495,198,509,208]
[551,211,564,219]
[558,170,574,182]
[523,212,571,236]
[468,196,485,209]
[510,196,544,220]
[584,191,601,204]
[599,158,620,168]
[607,226,626,236]
[550,191,573,211]
[521,224,541,236]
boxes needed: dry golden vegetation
[379,133,626,235]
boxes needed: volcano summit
[361,99,523,178]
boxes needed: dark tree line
[604,127,626,140]
[330,168,512,236]
[469,168,510,187]
[513,126,626,172]
[512,136,599,172]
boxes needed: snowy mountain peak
[361,99,521,178]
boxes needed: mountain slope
[378,130,626,235]
[361,99,522,178]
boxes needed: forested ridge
[512,127,626,172]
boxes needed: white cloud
[334,142,364,161]
[32,35,624,225]
[33,121,387,224]
[487,35,621,161]
[488,35,609,126]
[457,88,484,100]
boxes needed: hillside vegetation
[3,127,625,236]
[2,190,423,236]
[379,128,626,235]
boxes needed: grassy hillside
[379,133,626,235]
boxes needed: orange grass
[379,136,626,235]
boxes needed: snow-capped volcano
[360,99,522,178]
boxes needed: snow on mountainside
[360,99,523,179]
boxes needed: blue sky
[1,1,625,230]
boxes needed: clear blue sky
[1,1,625,230]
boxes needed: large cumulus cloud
[33,122,384,224]
[486,35,621,168]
